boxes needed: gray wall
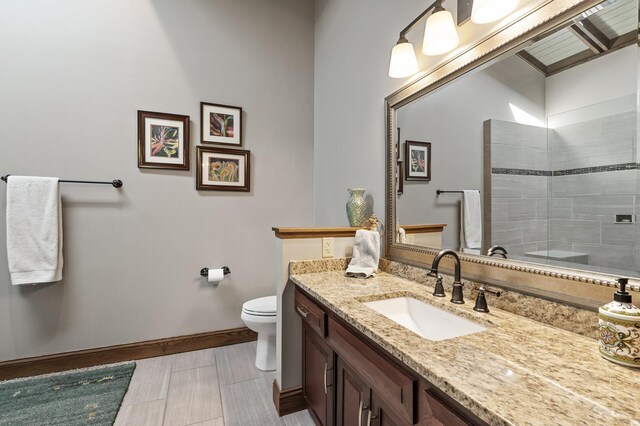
[396,56,545,249]
[546,46,638,116]
[0,0,314,362]
[314,0,432,227]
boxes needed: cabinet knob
[296,306,309,318]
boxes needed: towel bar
[2,175,123,188]
[436,190,480,195]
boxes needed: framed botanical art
[196,146,250,192]
[405,140,431,181]
[200,102,242,146]
[138,110,190,170]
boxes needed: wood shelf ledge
[272,224,446,239]
[400,224,447,234]
[272,227,360,239]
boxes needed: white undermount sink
[363,297,487,341]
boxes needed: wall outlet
[406,233,415,244]
[322,237,334,258]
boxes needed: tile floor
[114,341,314,426]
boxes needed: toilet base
[255,333,276,371]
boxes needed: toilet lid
[242,296,277,315]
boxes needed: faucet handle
[473,286,501,313]
[432,275,446,297]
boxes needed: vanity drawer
[327,316,415,424]
[295,288,327,337]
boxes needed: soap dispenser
[598,278,640,367]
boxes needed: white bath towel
[460,190,481,254]
[6,176,64,285]
[346,229,380,278]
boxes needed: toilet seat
[242,295,277,317]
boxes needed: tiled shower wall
[548,111,638,274]
[489,112,640,274]
[488,120,548,257]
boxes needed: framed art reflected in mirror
[405,141,432,181]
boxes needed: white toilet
[241,295,277,371]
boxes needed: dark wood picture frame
[405,140,431,181]
[397,160,404,194]
[138,110,190,170]
[196,146,250,192]
[200,102,242,146]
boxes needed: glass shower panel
[545,94,638,275]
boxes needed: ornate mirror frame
[384,0,640,309]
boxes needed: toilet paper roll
[207,268,225,283]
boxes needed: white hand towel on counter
[346,229,380,279]
[6,176,63,285]
[460,190,481,255]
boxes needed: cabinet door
[336,358,370,426]
[369,392,407,426]
[303,324,334,426]
[327,317,414,424]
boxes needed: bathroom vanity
[296,286,484,426]
[291,260,639,426]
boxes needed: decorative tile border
[492,163,639,177]
[492,168,551,176]
[552,162,638,176]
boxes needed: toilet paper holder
[200,266,231,277]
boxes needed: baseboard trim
[272,380,307,417]
[0,326,256,381]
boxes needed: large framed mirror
[385,0,640,308]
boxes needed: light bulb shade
[471,0,520,24]
[422,10,459,56]
[388,41,419,78]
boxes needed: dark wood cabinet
[336,357,370,426]
[295,287,486,426]
[335,357,406,426]
[370,392,406,426]
[418,384,472,426]
[327,316,414,425]
[303,324,335,426]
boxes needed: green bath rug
[0,362,136,426]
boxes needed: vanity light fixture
[388,0,459,78]
[422,2,459,56]
[389,37,419,78]
[470,0,520,24]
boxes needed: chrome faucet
[429,249,464,304]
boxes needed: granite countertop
[290,270,640,426]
